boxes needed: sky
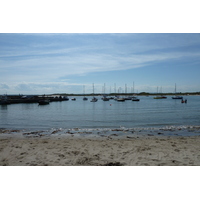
[0,33,200,94]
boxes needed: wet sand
[0,132,200,166]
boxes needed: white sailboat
[132,81,140,101]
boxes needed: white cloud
[1,48,200,84]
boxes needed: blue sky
[0,33,200,94]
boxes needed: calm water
[0,96,200,130]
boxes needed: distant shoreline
[1,92,200,97]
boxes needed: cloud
[0,83,9,89]
[1,47,200,85]
[1,34,200,94]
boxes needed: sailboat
[102,83,109,101]
[83,85,88,101]
[154,87,167,99]
[91,83,98,102]
[172,84,183,99]
[131,81,140,101]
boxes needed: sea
[1,95,200,137]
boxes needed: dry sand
[0,134,200,166]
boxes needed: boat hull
[172,96,183,99]
[38,100,50,105]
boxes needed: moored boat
[83,85,88,100]
[102,96,109,101]
[154,96,167,99]
[172,83,183,99]
[124,97,132,100]
[117,98,125,102]
[172,96,183,99]
[91,97,98,102]
[132,97,140,101]
[38,99,50,105]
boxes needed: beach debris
[51,130,60,134]
[68,132,74,134]
[22,131,44,137]
[110,134,118,136]
[127,136,134,139]
[112,129,122,131]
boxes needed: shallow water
[0,95,200,134]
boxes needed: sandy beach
[0,130,200,166]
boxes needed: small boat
[172,83,183,99]
[83,85,88,100]
[63,96,69,101]
[102,96,109,101]
[91,84,98,102]
[154,86,167,99]
[172,96,183,99]
[83,97,88,101]
[154,96,167,99]
[91,97,98,102]
[71,98,76,101]
[38,99,50,105]
[132,97,140,101]
[124,97,132,100]
[117,98,125,102]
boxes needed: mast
[175,83,177,94]
[83,85,85,95]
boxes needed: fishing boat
[71,98,76,101]
[172,84,183,99]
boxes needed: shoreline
[1,125,200,138]
[1,127,200,166]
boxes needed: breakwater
[0,95,69,105]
